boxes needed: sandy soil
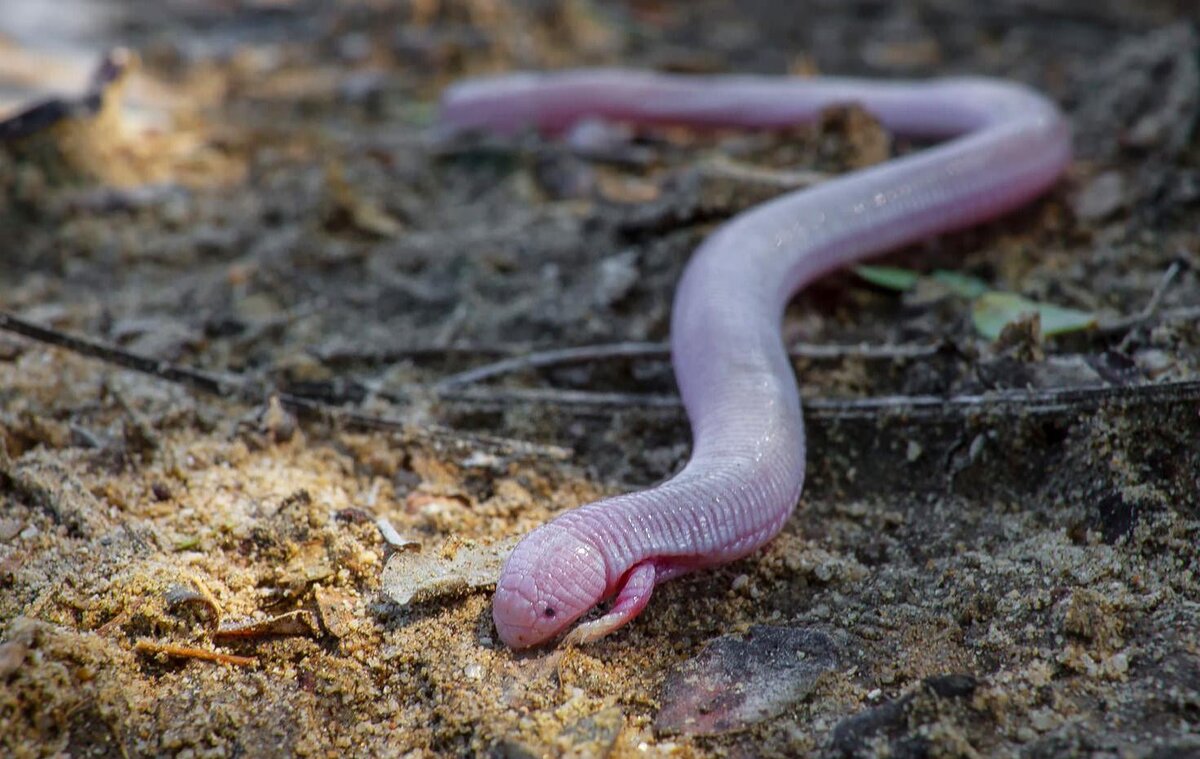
[1,1,1198,756]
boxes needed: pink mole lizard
[438,70,1071,648]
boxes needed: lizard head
[492,523,608,648]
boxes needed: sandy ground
[1,1,1198,756]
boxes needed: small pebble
[1073,171,1127,221]
[906,440,922,462]
[0,518,23,542]
[594,250,640,306]
[656,625,841,735]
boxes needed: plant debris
[212,610,321,641]
[381,536,519,607]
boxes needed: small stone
[489,738,541,759]
[260,395,297,444]
[534,152,597,200]
[1106,652,1130,677]
[814,562,834,583]
[557,706,624,759]
[151,482,172,502]
[0,640,28,678]
[830,674,978,755]
[1073,171,1127,221]
[461,452,501,470]
[314,587,357,639]
[905,440,922,462]
[338,70,387,108]
[165,585,221,629]
[0,335,24,362]
[0,518,23,542]
[655,625,841,736]
[564,118,632,154]
[1030,708,1058,732]
[594,250,640,306]
[1134,349,1174,378]
[336,33,373,64]
[110,316,202,362]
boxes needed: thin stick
[281,392,572,459]
[6,310,1195,434]
[435,340,941,389]
[1099,258,1186,336]
[0,311,571,461]
[438,385,679,412]
[134,640,258,668]
[1140,260,1184,320]
[0,311,247,398]
[313,343,517,368]
[436,378,1200,420]
[436,342,666,389]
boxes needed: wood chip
[213,610,320,641]
[314,587,358,639]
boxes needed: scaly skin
[439,70,1071,648]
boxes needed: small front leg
[562,561,657,646]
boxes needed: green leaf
[972,292,1096,340]
[931,270,990,299]
[400,101,437,127]
[854,265,919,291]
[174,534,201,551]
[1035,302,1099,337]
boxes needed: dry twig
[134,640,258,668]
[5,310,1196,439]
[435,340,941,389]
[0,311,571,461]
[436,379,1200,421]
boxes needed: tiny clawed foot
[558,560,658,647]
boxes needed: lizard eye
[543,607,556,618]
